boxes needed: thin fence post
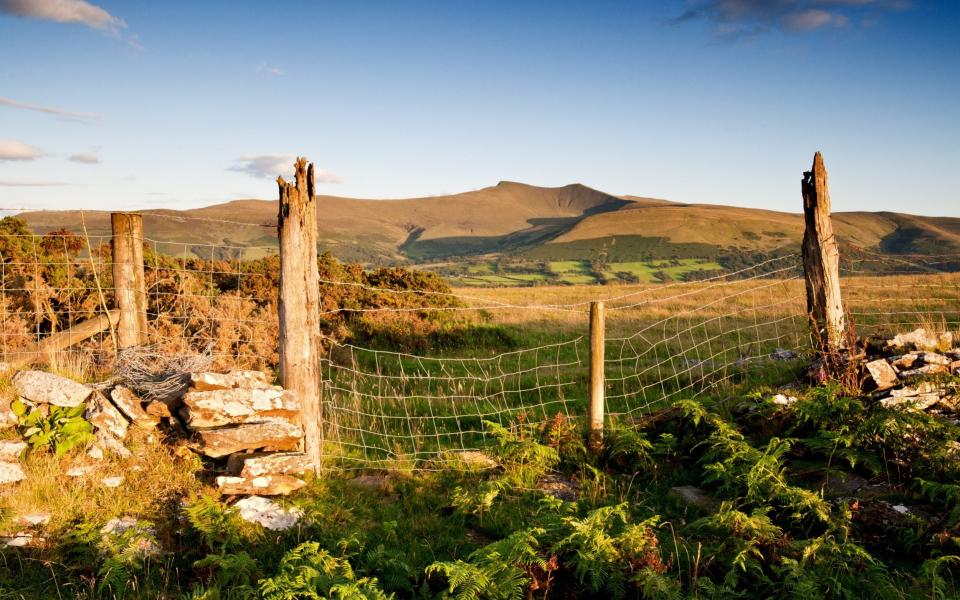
[111,212,147,349]
[588,300,605,453]
[277,158,323,474]
[801,152,846,351]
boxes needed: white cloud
[0,139,44,161]
[782,9,845,31]
[228,155,341,183]
[0,0,125,31]
[0,96,100,121]
[69,152,100,164]
[0,180,69,187]
[256,62,284,77]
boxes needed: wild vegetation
[2,217,960,598]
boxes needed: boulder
[13,370,92,407]
[890,354,919,370]
[195,421,302,458]
[891,381,942,397]
[0,440,26,461]
[0,461,26,485]
[15,513,50,527]
[190,371,275,392]
[227,452,313,477]
[216,474,306,496]
[234,495,303,530]
[144,400,173,419]
[950,360,960,375]
[110,386,159,429]
[773,394,799,406]
[864,359,898,391]
[85,392,129,440]
[180,388,299,429]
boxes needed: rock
[100,516,141,536]
[669,485,719,511]
[234,495,303,530]
[865,359,898,391]
[0,461,26,485]
[0,440,26,460]
[821,473,869,498]
[771,348,799,361]
[144,400,173,419]
[879,394,940,410]
[15,513,50,527]
[950,360,960,375]
[110,386,159,429]
[900,364,949,379]
[2,533,35,547]
[887,328,953,352]
[85,391,129,440]
[66,465,95,477]
[0,397,18,429]
[101,475,124,488]
[537,473,579,501]
[87,445,105,460]
[891,381,942,397]
[349,474,390,492]
[92,431,132,459]
[190,371,275,392]
[228,452,314,478]
[216,474,306,496]
[12,370,92,407]
[890,354,918,370]
[919,352,950,365]
[180,388,299,429]
[773,394,798,406]
[195,421,302,458]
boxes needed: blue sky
[1,0,958,215]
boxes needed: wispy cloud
[0,96,100,122]
[672,0,910,39]
[0,0,125,31]
[0,180,70,187]
[228,155,342,183]
[69,152,100,164]
[256,62,284,77]
[0,139,44,161]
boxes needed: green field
[445,258,724,287]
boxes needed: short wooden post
[278,157,323,474]
[588,301,605,453]
[111,213,147,348]
[801,152,845,350]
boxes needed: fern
[259,542,392,600]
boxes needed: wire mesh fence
[2,210,959,470]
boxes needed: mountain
[14,181,960,264]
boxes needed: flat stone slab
[195,421,302,458]
[228,452,314,478]
[111,386,159,429]
[181,388,299,429]
[86,391,129,440]
[0,461,26,485]
[235,495,303,530]
[13,370,92,407]
[900,364,949,379]
[865,359,898,391]
[190,371,275,392]
[216,473,306,496]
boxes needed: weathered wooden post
[588,301,605,453]
[111,212,148,348]
[801,152,845,350]
[277,158,323,474]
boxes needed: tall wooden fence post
[801,152,845,350]
[278,157,323,474]
[588,301,605,453]
[111,212,147,348]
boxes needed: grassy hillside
[16,182,960,267]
